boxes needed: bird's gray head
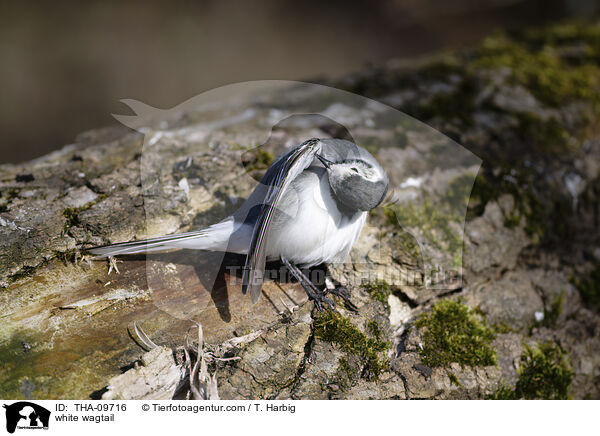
[317,139,389,212]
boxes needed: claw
[280,256,348,312]
[324,267,359,312]
[329,286,359,312]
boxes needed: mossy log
[1,21,600,399]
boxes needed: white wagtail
[87,138,389,309]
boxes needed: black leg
[280,256,335,311]
[325,267,359,312]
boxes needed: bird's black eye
[350,167,359,173]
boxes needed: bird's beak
[316,154,333,169]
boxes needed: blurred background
[0,0,598,164]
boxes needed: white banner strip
[0,399,595,436]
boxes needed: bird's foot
[306,287,337,312]
[324,272,359,312]
[280,256,335,311]
[328,285,359,312]
[295,272,337,312]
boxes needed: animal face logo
[2,402,50,433]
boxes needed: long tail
[85,218,240,257]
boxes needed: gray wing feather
[242,139,321,302]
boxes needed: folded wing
[241,139,322,302]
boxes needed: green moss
[445,173,476,211]
[468,170,547,242]
[491,321,518,334]
[502,209,522,228]
[344,21,600,154]
[405,22,600,152]
[408,23,600,152]
[0,188,19,212]
[471,26,600,152]
[363,280,391,305]
[517,342,573,399]
[491,341,573,399]
[0,329,114,399]
[62,194,107,232]
[514,192,544,238]
[242,147,275,173]
[334,357,354,390]
[462,35,597,239]
[415,77,478,124]
[384,197,462,257]
[314,311,390,380]
[470,172,525,227]
[415,298,497,368]
[522,21,600,55]
[467,173,496,219]
[446,371,462,387]
[53,248,78,265]
[367,319,384,339]
[254,148,274,168]
[488,384,517,400]
[385,227,423,266]
[2,188,20,201]
[571,265,600,311]
[530,290,565,333]
[475,32,600,107]
[547,290,565,326]
[63,207,80,228]
[0,331,65,399]
[513,112,574,153]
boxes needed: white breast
[266,167,367,267]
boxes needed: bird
[86,138,389,309]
